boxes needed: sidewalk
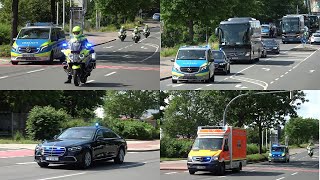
[160,146,317,170]
[160,57,173,80]
[0,139,159,158]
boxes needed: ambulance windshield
[192,137,223,150]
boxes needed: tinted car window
[18,28,50,39]
[212,51,224,59]
[96,129,103,139]
[58,128,95,139]
[103,130,118,138]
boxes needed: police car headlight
[212,156,219,161]
[12,46,18,52]
[173,63,180,72]
[68,146,82,151]
[273,47,278,49]
[199,65,208,71]
[40,45,49,52]
[245,52,250,56]
[282,153,285,157]
[35,145,42,151]
[188,156,192,162]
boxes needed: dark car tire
[114,148,125,164]
[38,162,49,168]
[218,163,225,176]
[227,65,231,74]
[79,149,92,169]
[172,79,177,84]
[189,170,196,175]
[11,61,18,65]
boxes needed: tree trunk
[188,20,194,43]
[10,0,19,46]
[258,117,262,154]
[51,0,56,23]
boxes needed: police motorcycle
[132,32,141,43]
[61,40,96,86]
[143,28,150,38]
[307,146,313,157]
[118,31,127,42]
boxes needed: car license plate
[22,53,35,57]
[184,74,194,77]
[45,156,59,161]
[231,57,239,59]
[289,39,293,41]
[196,166,206,169]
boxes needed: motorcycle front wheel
[73,69,81,86]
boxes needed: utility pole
[56,2,59,25]
[63,0,65,29]
[69,0,72,37]
[296,5,299,14]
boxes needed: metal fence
[0,112,28,137]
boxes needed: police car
[268,144,290,163]
[171,45,215,83]
[11,22,66,65]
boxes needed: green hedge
[0,45,11,57]
[0,23,11,45]
[247,153,268,163]
[247,144,267,155]
[103,118,159,140]
[26,106,71,140]
[160,137,193,158]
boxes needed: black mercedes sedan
[212,50,230,75]
[34,125,127,169]
[262,39,280,54]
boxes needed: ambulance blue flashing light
[95,123,99,128]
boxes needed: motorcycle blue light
[62,43,68,47]
[95,123,99,128]
[86,43,93,48]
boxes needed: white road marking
[232,76,267,90]
[195,87,202,90]
[291,172,298,175]
[270,81,274,84]
[104,72,117,77]
[275,78,279,81]
[280,75,284,78]
[262,68,270,71]
[218,176,227,178]
[292,46,320,69]
[140,43,159,62]
[250,170,256,172]
[37,172,86,180]
[16,162,36,165]
[120,163,144,168]
[165,172,177,175]
[26,69,45,74]
[86,80,95,83]
[285,72,289,74]
[113,51,116,52]
[103,46,114,49]
[0,76,9,79]
[275,177,285,180]
[183,171,189,173]
[173,84,184,87]
[309,70,315,73]
[206,84,213,87]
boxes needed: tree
[10,0,19,46]
[104,90,159,119]
[285,117,319,145]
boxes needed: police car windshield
[18,28,50,39]
[272,147,285,152]
[192,138,223,150]
[58,128,95,140]
[177,50,206,60]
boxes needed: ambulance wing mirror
[223,145,229,151]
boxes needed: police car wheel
[172,79,177,84]
[189,170,196,175]
[12,61,18,65]
[218,163,225,176]
[38,162,49,168]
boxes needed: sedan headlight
[273,47,278,49]
[199,65,208,71]
[212,156,219,161]
[68,146,82,151]
[173,63,180,71]
[188,156,192,162]
[219,63,226,66]
[245,52,250,56]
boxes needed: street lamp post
[222,90,290,126]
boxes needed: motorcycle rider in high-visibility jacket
[64,26,90,83]
[132,26,141,39]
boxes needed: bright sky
[297,90,320,119]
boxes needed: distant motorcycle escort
[132,26,141,43]
[61,39,96,86]
[118,26,127,42]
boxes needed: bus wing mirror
[215,28,219,36]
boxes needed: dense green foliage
[285,117,319,145]
[161,0,308,47]
[26,106,71,140]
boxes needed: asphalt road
[0,151,159,180]
[161,147,319,180]
[160,39,320,90]
[0,27,160,90]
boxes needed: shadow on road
[193,170,284,177]
[257,60,295,66]
[81,82,130,88]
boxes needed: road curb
[93,39,117,47]
[160,76,172,81]
[128,148,160,152]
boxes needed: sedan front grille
[43,146,66,156]
[180,67,199,73]
[18,47,39,53]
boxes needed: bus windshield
[282,18,300,33]
[220,24,250,45]
[192,137,223,150]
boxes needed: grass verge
[160,158,186,162]
[0,138,40,144]
[247,153,268,163]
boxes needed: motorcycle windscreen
[69,41,82,53]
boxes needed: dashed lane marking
[104,72,117,77]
